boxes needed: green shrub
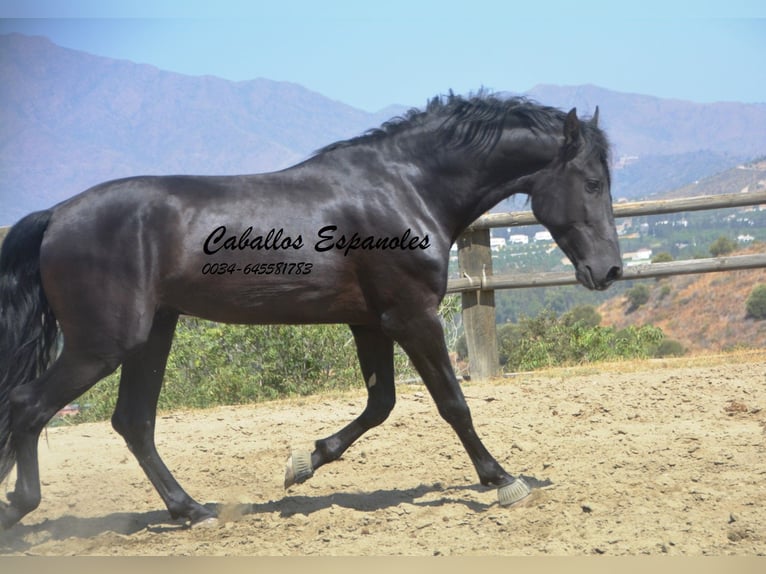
[497,322,524,366]
[709,236,737,257]
[498,311,664,372]
[626,284,651,312]
[562,304,601,328]
[653,339,686,357]
[746,284,766,320]
[652,252,674,263]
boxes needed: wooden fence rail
[466,189,766,230]
[451,189,766,380]
[447,252,766,293]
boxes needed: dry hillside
[598,249,766,353]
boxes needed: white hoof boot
[192,516,220,529]
[497,477,531,507]
[284,450,314,488]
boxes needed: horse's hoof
[284,450,314,488]
[192,516,220,529]
[497,477,531,507]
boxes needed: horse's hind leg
[1,351,117,528]
[111,309,216,526]
[285,325,395,487]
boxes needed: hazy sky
[1,1,765,111]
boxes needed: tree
[563,304,602,328]
[654,339,686,357]
[709,236,737,257]
[746,284,766,320]
[626,284,651,312]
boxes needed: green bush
[709,236,737,257]
[562,304,601,328]
[496,322,524,366]
[746,284,766,320]
[626,284,651,312]
[498,311,664,372]
[651,252,674,263]
[653,339,686,357]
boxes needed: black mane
[317,92,609,162]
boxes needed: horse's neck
[415,127,559,240]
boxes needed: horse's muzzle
[578,264,623,291]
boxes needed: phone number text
[201,262,314,276]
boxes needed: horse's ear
[591,106,599,128]
[562,108,581,160]
[564,107,580,146]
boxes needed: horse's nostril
[606,265,622,283]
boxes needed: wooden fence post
[457,228,499,381]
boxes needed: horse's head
[530,107,622,291]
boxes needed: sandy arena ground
[1,353,764,556]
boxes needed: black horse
[0,93,621,528]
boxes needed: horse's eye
[586,179,602,194]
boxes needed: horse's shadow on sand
[0,476,550,553]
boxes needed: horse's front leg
[382,306,531,506]
[284,324,395,487]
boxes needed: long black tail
[0,210,59,483]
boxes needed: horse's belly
[162,275,375,326]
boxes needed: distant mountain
[524,84,766,158]
[653,158,766,199]
[607,150,745,199]
[2,34,766,224]
[0,34,405,223]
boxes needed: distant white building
[508,234,529,245]
[624,248,653,266]
[490,237,507,251]
[534,230,553,242]
[635,248,653,260]
[738,234,755,243]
